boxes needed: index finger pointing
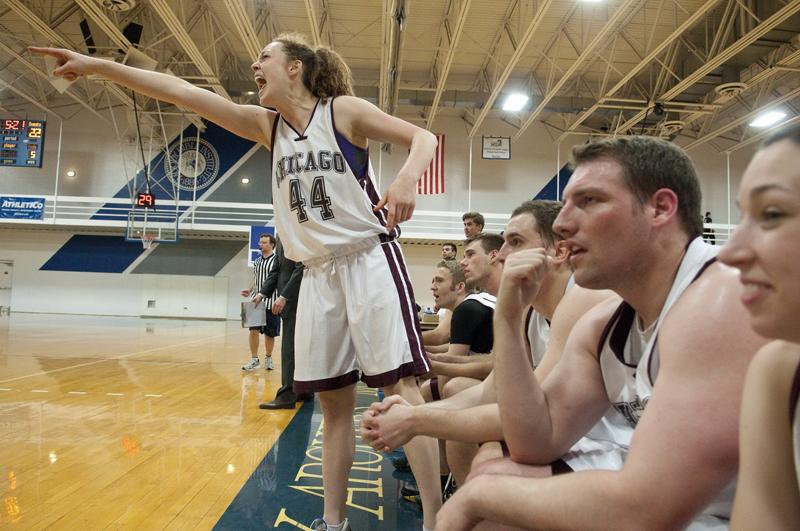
[28,46,63,58]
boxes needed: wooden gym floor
[0,313,422,530]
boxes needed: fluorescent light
[750,110,787,128]
[66,169,76,177]
[241,177,250,184]
[502,93,529,112]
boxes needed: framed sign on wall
[481,136,511,160]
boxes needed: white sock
[327,519,348,531]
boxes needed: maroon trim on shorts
[379,242,430,375]
[293,369,360,394]
[430,377,442,401]
[361,360,423,388]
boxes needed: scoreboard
[1,119,46,168]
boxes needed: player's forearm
[422,328,448,346]
[395,130,437,183]
[426,344,449,354]
[436,353,491,364]
[425,379,487,410]
[93,59,205,110]
[462,470,668,531]
[416,403,503,443]
[434,360,492,380]
[493,314,555,462]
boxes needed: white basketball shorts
[293,237,431,393]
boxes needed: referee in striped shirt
[241,233,280,371]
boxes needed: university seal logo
[165,138,220,192]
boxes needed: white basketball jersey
[270,98,397,262]
[597,237,731,528]
[526,310,550,368]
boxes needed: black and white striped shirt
[252,252,277,309]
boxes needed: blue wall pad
[40,235,144,273]
[534,164,573,201]
[131,239,245,276]
[93,120,257,221]
[215,387,424,530]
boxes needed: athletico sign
[0,196,45,219]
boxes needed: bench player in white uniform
[31,32,442,531]
[436,136,767,530]
[719,124,800,530]
[362,200,615,486]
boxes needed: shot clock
[136,192,156,209]
[1,119,46,167]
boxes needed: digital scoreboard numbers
[0,119,46,168]
[136,192,156,209]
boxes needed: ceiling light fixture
[66,169,76,177]
[241,177,250,184]
[502,93,529,112]
[749,110,787,128]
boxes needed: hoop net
[141,235,156,250]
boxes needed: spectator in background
[703,211,716,245]
[462,212,485,238]
[441,242,458,260]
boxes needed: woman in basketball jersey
[720,124,800,530]
[30,34,442,531]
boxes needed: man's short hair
[462,211,485,229]
[510,200,564,249]
[464,233,504,255]
[442,242,457,253]
[437,259,466,286]
[259,233,276,246]
[570,136,703,239]
[761,123,800,149]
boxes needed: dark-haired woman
[719,124,800,530]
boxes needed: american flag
[417,134,445,195]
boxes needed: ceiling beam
[557,0,723,142]
[73,0,131,50]
[0,41,108,123]
[513,0,643,142]
[222,0,262,60]
[467,0,555,137]
[3,0,152,125]
[148,0,230,100]
[426,0,472,130]
[684,85,800,150]
[726,114,800,152]
[304,0,323,47]
[679,36,800,143]
[0,77,64,118]
[614,0,800,135]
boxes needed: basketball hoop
[141,235,156,250]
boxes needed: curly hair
[274,33,354,99]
